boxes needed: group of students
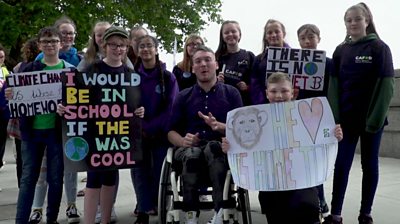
[0,1,394,224]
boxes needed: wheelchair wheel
[158,157,173,224]
[237,187,252,224]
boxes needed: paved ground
[1,137,399,223]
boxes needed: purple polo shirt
[168,82,243,142]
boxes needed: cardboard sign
[6,69,68,118]
[226,97,337,191]
[62,71,142,172]
[266,47,326,91]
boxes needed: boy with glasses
[6,26,75,224]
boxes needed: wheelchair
[158,147,252,224]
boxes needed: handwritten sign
[62,71,142,172]
[226,97,337,191]
[266,47,326,91]
[6,69,68,118]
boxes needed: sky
[160,0,399,70]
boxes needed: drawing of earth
[65,137,89,161]
[304,62,318,75]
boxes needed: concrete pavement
[1,138,399,223]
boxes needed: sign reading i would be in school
[62,71,142,172]
[266,47,326,91]
[6,69,69,118]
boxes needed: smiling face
[38,35,62,57]
[59,23,76,50]
[222,22,241,47]
[266,80,293,103]
[94,24,111,49]
[345,8,369,41]
[137,36,157,65]
[265,22,285,47]
[192,50,218,84]
[104,35,128,63]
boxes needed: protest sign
[62,71,142,171]
[266,47,326,91]
[6,69,68,118]
[226,97,337,191]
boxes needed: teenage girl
[323,3,394,224]
[250,19,290,105]
[77,21,111,71]
[172,34,204,91]
[127,25,148,65]
[131,35,179,224]
[215,20,255,105]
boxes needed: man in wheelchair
[167,45,243,224]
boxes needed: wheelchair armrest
[166,147,174,163]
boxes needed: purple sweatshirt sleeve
[142,72,179,136]
[250,54,267,105]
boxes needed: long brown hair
[215,20,241,61]
[261,19,287,54]
[344,2,379,41]
[84,21,111,65]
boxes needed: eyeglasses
[39,39,60,45]
[138,43,155,49]
[61,31,77,36]
[107,43,127,50]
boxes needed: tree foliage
[0,0,222,67]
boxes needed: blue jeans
[32,154,48,209]
[16,129,64,223]
[131,139,168,213]
[32,158,77,209]
[330,127,384,216]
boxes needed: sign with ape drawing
[226,97,338,191]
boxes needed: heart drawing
[298,98,323,144]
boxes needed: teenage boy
[7,27,75,224]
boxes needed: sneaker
[322,215,343,224]
[186,211,198,224]
[110,206,117,223]
[207,209,223,224]
[28,209,42,224]
[321,203,330,218]
[66,204,80,223]
[95,205,117,223]
[358,214,373,224]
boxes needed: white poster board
[6,69,68,118]
[226,97,337,191]
[266,47,326,91]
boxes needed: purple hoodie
[137,62,179,139]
